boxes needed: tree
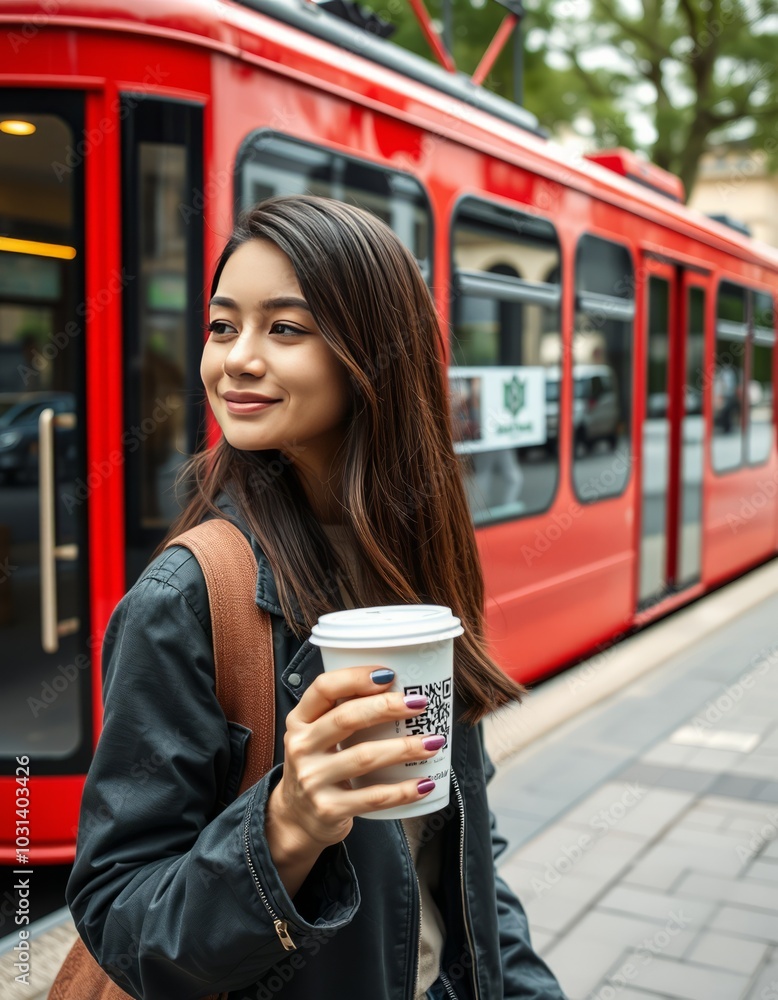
[358,0,778,199]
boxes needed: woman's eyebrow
[207,295,312,313]
[258,296,312,313]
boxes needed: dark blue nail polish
[370,668,395,684]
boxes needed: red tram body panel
[0,0,776,862]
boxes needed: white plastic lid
[309,604,464,649]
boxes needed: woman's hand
[265,665,443,886]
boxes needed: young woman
[67,195,566,1000]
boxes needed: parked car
[0,393,76,484]
[545,365,620,454]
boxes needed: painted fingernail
[404,695,428,710]
[370,668,395,684]
[417,779,436,795]
[422,735,446,752]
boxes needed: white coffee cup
[309,605,463,820]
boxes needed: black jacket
[67,497,566,1000]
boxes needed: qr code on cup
[403,679,452,745]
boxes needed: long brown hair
[159,195,525,725]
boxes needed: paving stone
[711,904,778,942]
[541,934,631,1000]
[708,773,769,800]
[731,753,778,780]
[622,836,746,892]
[519,873,604,935]
[607,788,694,841]
[703,794,778,817]
[554,781,649,832]
[744,858,778,884]
[683,747,749,772]
[595,884,715,930]
[754,781,778,804]
[511,822,609,868]
[675,871,778,912]
[572,833,648,885]
[639,741,699,768]
[500,855,606,908]
[592,991,675,1000]
[664,823,757,857]
[677,802,731,830]
[616,762,717,795]
[492,809,550,856]
[745,956,778,1000]
[613,952,748,1000]
[685,930,768,976]
[622,854,690,893]
[726,810,778,836]
[758,727,778,752]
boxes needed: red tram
[0,0,776,864]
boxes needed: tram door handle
[39,408,80,653]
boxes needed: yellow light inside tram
[0,119,37,136]
[0,237,76,260]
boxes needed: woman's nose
[223,332,267,378]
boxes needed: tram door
[0,94,92,774]
[638,260,705,607]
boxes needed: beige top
[323,524,446,998]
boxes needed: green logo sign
[504,375,525,418]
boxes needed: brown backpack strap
[165,518,275,791]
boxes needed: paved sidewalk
[488,589,778,1000]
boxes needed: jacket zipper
[451,765,480,1000]
[438,969,459,998]
[398,820,423,1000]
[242,796,297,951]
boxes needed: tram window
[450,199,561,525]
[122,99,204,586]
[712,282,748,472]
[236,132,430,277]
[0,98,91,767]
[572,235,634,502]
[749,292,775,465]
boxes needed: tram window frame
[749,291,774,466]
[571,233,635,504]
[121,96,205,587]
[234,131,432,281]
[711,281,775,473]
[449,195,563,527]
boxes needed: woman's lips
[223,398,280,414]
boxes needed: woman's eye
[271,322,307,337]
[207,320,235,337]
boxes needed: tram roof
[234,0,544,137]
[2,0,777,270]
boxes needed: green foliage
[357,0,778,198]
